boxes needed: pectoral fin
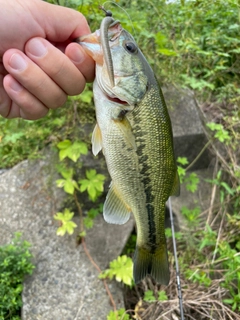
[170,171,180,197]
[103,183,131,225]
[92,123,103,156]
[115,117,137,151]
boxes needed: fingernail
[27,38,47,57]
[10,79,23,92]
[9,54,27,71]
[68,47,84,64]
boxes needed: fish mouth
[77,19,122,89]
[107,95,129,106]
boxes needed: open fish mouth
[106,95,129,107]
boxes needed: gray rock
[163,86,211,170]
[0,153,134,320]
[168,168,217,229]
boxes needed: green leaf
[54,209,74,222]
[56,179,66,188]
[157,48,177,56]
[143,290,156,302]
[206,122,231,143]
[65,221,78,235]
[57,140,72,149]
[60,168,74,180]
[107,309,130,320]
[54,209,77,236]
[3,132,25,143]
[63,179,75,194]
[83,217,94,229]
[59,148,70,161]
[185,173,199,193]
[158,290,168,301]
[177,157,189,166]
[99,255,133,286]
[79,170,105,201]
[57,140,88,162]
[220,182,234,196]
[86,169,97,180]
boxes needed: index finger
[37,2,91,42]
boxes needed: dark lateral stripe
[146,203,156,252]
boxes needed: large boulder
[0,153,134,320]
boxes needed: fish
[77,14,180,285]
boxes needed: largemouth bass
[78,15,180,284]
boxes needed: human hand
[0,0,95,120]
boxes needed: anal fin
[103,183,131,225]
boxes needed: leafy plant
[107,308,130,320]
[55,139,105,239]
[57,139,88,162]
[0,108,66,168]
[56,167,79,195]
[99,255,133,286]
[143,290,168,302]
[79,169,105,202]
[177,157,199,192]
[83,205,103,229]
[143,290,155,302]
[54,209,77,236]
[0,233,35,320]
[206,122,231,143]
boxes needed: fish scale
[78,15,180,284]
[129,84,175,247]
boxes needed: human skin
[0,0,95,120]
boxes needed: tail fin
[133,245,170,285]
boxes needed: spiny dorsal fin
[103,183,131,225]
[92,123,103,156]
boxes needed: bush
[0,233,35,320]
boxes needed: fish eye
[123,41,138,54]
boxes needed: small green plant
[54,139,105,239]
[177,157,200,192]
[0,233,35,320]
[99,255,133,286]
[158,290,168,301]
[181,206,201,228]
[79,169,105,202]
[83,205,103,230]
[185,268,212,287]
[206,122,231,144]
[143,290,155,302]
[57,139,88,162]
[54,209,77,236]
[107,308,130,320]
[143,290,168,302]
[0,109,66,168]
